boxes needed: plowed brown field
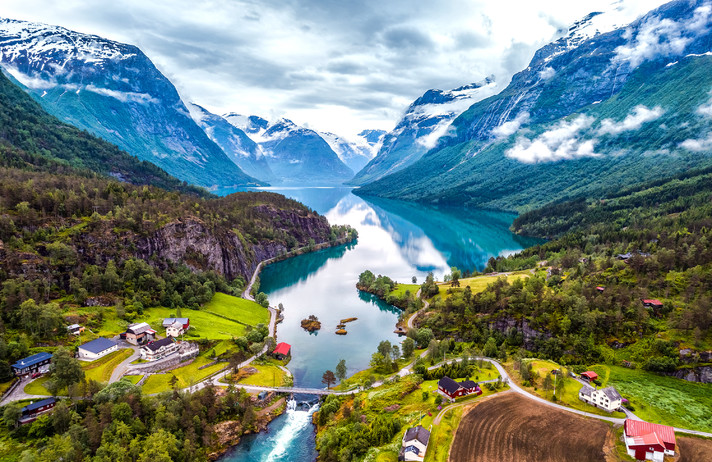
[677,436,712,462]
[449,393,611,462]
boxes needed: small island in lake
[335,329,347,335]
[301,315,322,332]
[340,317,358,323]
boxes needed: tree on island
[412,276,417,284]
[335,359,347,383]
[322,370,336,389]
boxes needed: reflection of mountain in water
[259,242,354,294]
[357,291,402,316]
[362,196,543,272]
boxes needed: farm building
[624,419,675,461]
[578,385,622,412]
[399,425,430,461]
[124,322,156,345]
[77,338,119,360]
[580,371,598,382]
[19,398,56,424]
[166,321,185,338]
[162,318,190,330]
[11,352,52,377]
[273,342,291,360]
[67,324,85,335]
[140,337,178,361]
[641,299,663,308]
[437,376,482,402]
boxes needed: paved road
[0,378,47,406]
[406,289,428,329]
[109,343,141,383]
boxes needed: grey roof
[67,324,81,330]
[162,317,189,327]
[438,376,461,394]
[404,426,430,446]
[601,386,622,401]
[79,337,118,354]
[579,385,595,397]
[127,322,153,335]
[144,337,174,352]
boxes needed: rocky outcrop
[488,317,550,350]
[669,366,712,384]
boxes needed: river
[220,187,540,462]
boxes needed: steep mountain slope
[188,103,274,182]
[318,131,376,173]
[224,114,354,184]
[357,0,712,211]
[0,67,206,195]
[0,18,262,189]
[349,77,498,185]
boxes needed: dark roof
[12,352,52,370]
[438,376,461,394]
[601,386,622,401]
[79,337,117,354]
[144,337,174,352]
[22,398,56,413]
[459,380,478,389]
[403,425,430,446]
[579,385,595,397]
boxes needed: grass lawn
[123,375,143,385]
[234,364,287,387]
[25,349,134,395]
[83,348,133,383]
[592,364,712,432]
[141,356,226,394]
[142,306,247,340]
[390,284,420,298]
[203,292,269,326]
[506,359,626,418]
[425,406,464,462]
[437,270,531,298]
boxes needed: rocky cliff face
[489,317,550,350]
[670,366,712,383]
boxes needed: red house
[19,398,56,424]
[596,286,605,292]
[641,299,663,308]
[580,371,598,382]
[273,342,291,360]
[624,419,675,461]
[437,376,481,402]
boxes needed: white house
[165,321,184,338]
[77,338,119,360]
[399,426,430,461]
[140,337,178,361]
[579,384,622,412]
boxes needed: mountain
[356,0,712,211]
[224,114,354,184]
[187,103,274,182]
[349,77,499,185]
[0,18,263,190]
[0,65,207,195]
[318,131,377,173]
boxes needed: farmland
[436,270,532,298]
[677,437,712,462]
[449,393,612,462]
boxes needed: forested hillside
[417,167,712,375]
[0,69,205,196]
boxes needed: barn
[624,419,676,462]
[273,342,291,360]
[580,371,598,382]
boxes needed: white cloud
[416,119,455,150]
[696,91,712,117]
[85,84,158,104]
[538,66,556,80]
[613,5,712,68]
[0,0,669,138]
[506,114,597,163]
[492,111,530,138]
[598,105,663,135]
[680,135,712,152]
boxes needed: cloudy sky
[1,0,668,138]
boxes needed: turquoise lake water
[220,187,540,461]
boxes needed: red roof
[625,419,676,450]
[581,371,598,380]
[596,286,605,291]
[273,342,291,356]
[642,299,663,306]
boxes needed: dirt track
[449,393,611,462]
